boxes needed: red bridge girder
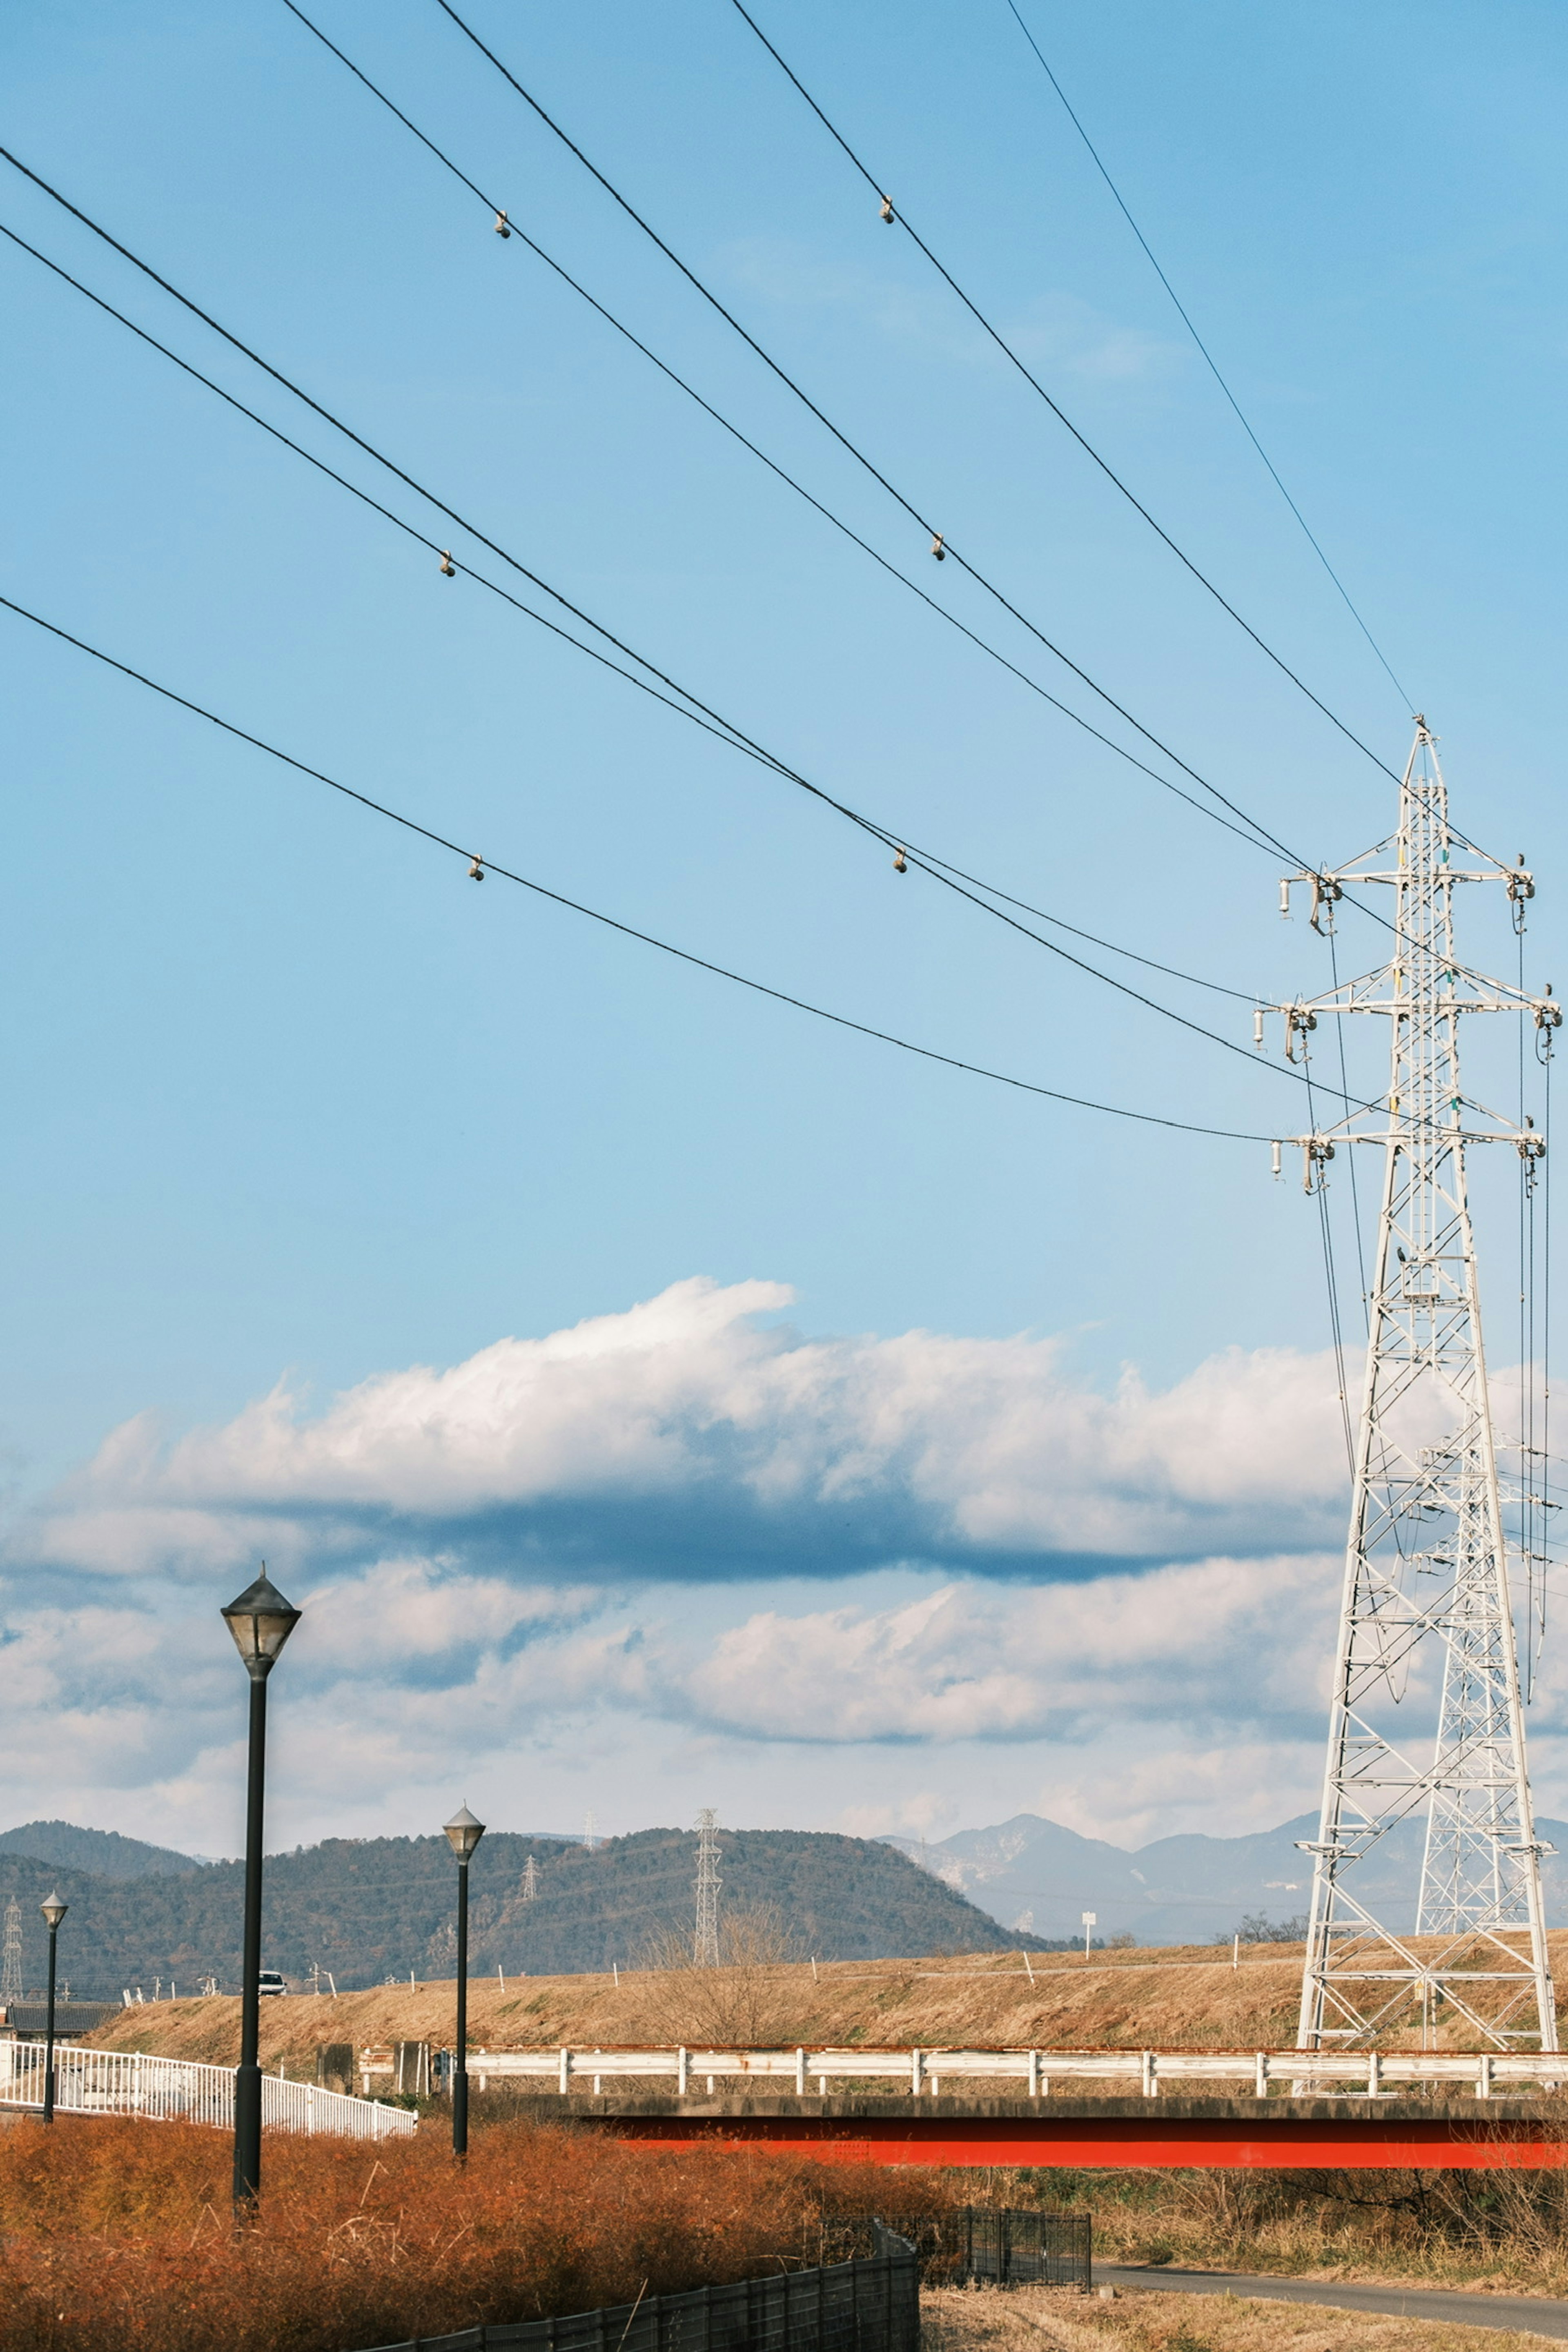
[523,2094,1568,2170]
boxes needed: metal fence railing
[824,2209,1090,2292]
[0,2042,416,2141]
[462,2043,1563,2100]
[356,2234,920,2352]
[960,2209,1092,2288]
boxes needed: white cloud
[678,1555,1337,1743]
[13,1276,1348,1580]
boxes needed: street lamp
[221,1568,301,2210]
[443,1804,485,2156]
[40,1893,67,2124]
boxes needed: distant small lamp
[444,1805,486,2156]
[40,1893,68,2125]
[221,1568,301,2211]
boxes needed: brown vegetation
[971,2145,1568,2300]
[0,2110,955,2352]
[95,1931,1568,2073]
[632,1905,810,2045]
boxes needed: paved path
[1094,2263,1568,2339]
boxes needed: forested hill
[0,1826,1044,1998]
[0,1819,205,1880]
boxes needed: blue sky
[2,0,1566,1860]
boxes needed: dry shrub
[0,2112,957,2352]
[635,1904,814,2046]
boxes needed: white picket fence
[463,2043,1567,2101]
[0,2042,416,2139]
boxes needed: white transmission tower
[520,1855,540,1901]
[693,1807,722,1967]
[1275,720,1561,2053]
[0,1897,22,2005]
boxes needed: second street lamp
[40,1893,67,2123]
[221,1568,302,2212]
[443,1804,485,2156]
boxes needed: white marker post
[1081,1911,1097,1960]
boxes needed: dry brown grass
[96,1932,1568,2071]
[0,2110,957,2352]
[1003,2157,1568,2299]
[922,2281,1562,2351]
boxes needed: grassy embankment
[95,1932,1568,2073]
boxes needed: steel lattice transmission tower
[693,1808,722,1967]
[0,1897,22,2005]
[520,1855,540,1902]
[1277,721,1560,2052]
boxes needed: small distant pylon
[583,1811,598,1853]
[693,1808,722,1966]
[521,1856,540,1901]
[0,1897,22,2005]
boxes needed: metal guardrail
[355,2234,919,2352]
[462,2044,1563,2100]
[0,2042,416,2139]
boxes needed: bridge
[466,2046,1568,2169]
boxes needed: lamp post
[221,1569,301,2211]
[40,1893,67,2123]
[443,1804,485,2155]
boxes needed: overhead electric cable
[2,193,1381,1098]
[278,0,1281,866]
[274,20,1414,996]
[0,218,820,778]
[418,2,1348,856]
[0,592,1277,1145]
[999,0,1412,709]
[724,0,1401,782]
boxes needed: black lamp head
[221,1569,302,1680]
[443,1804,486,1863]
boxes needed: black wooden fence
[357,2229,919,2352]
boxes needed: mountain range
[0,1821,1043,1998]
[886,1811,1568,1943]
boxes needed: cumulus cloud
[678,1555,1339,1744]
[13,1277,1348,1583]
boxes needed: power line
[998,0,1412,710]
[278,0,1287,869]
[0,591,1280,1143]
[0,215,1276,1036]
[724,0,1402,783]
[272,18,1428,987]
[1,188,1379,1101]
[419,4,1345,860]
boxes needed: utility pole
[1274,721,1560,2054]
[0,1897,22,2005]
[693,1808,722,1967]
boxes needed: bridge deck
[500,2090,1567,2168]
